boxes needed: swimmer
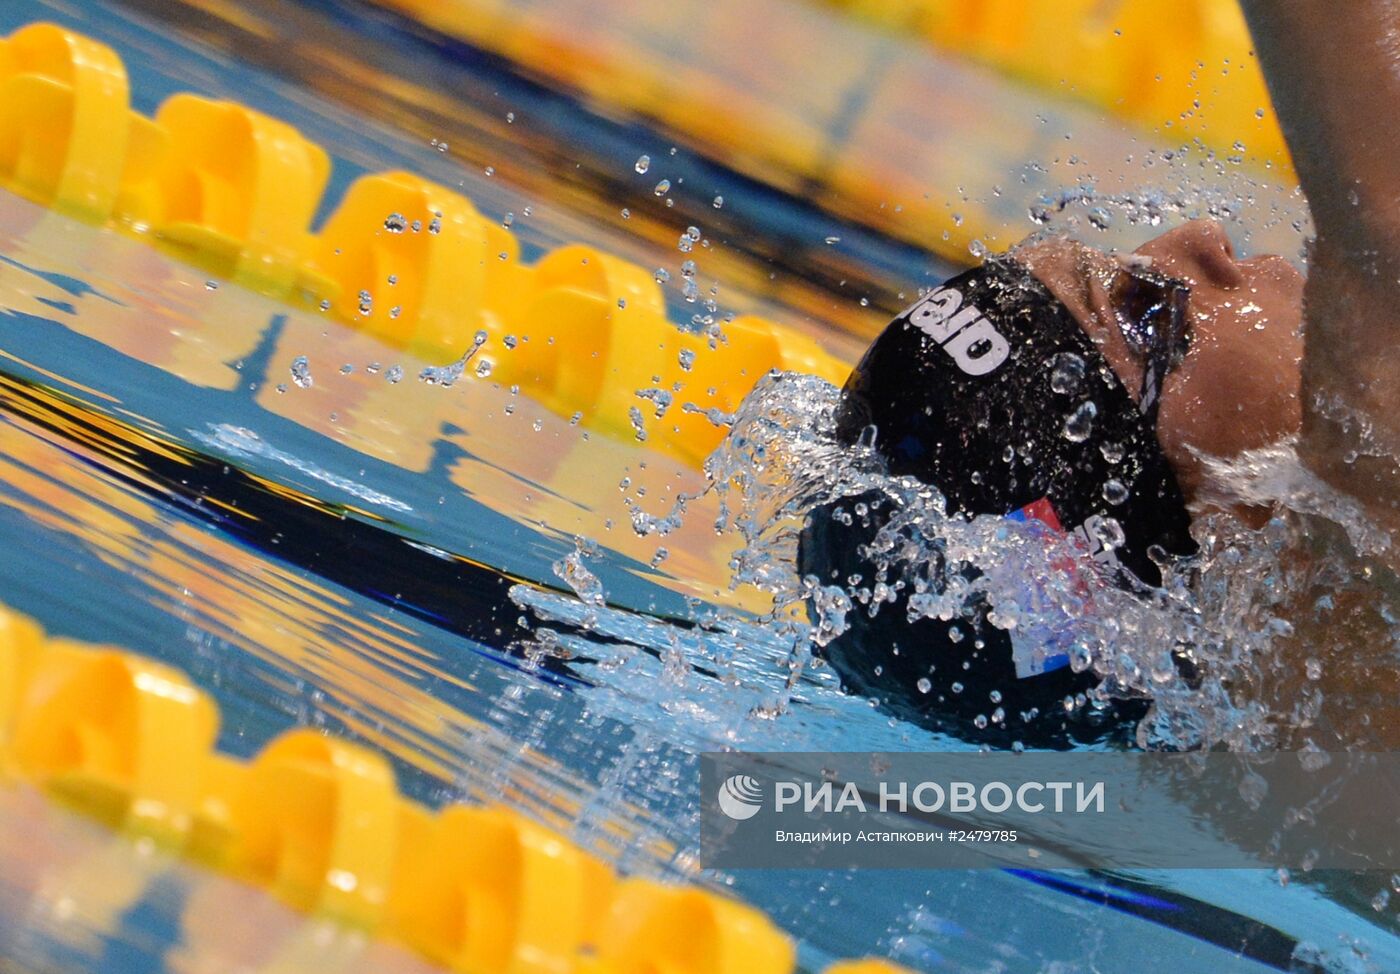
[801,0,1400,745]
[799,219,1302,743]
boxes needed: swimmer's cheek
[1153,289,1304,513]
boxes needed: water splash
[552,538,606,608]
[419,330,489,387]
[611,369,1400,753]
[289,355,313,389]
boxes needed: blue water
[0,1,1396,972]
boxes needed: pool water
[0,1,1398,972]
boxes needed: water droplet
[1063,400,1098,442]
[680,259,697,278]
[916,677,932,694]
[553,545,606,606]
[386,365,403,384]
[1100,440,1126,464]
[290,355,313,388]
[384,212,407,233]
[712,195,724,208]
[475,359,494,377]
[1102,479,1129,505]
[824,235,840,245]
[1087,206,1113,230]
[628,405,647,442]
[339,363,354,375]
[506,111,515,123]
[1091,515,1126,550]
[1049,352,1086,394]
[635,154,651,174]
[1305,658,1323,680]
[205,280,219,291]
[968,238,987,258]
[654,268,671,284]
[678,348,695,371]
[428,216,442,234]
[653,179,671,196]
[502,212,514,228]
[503,334,518,350]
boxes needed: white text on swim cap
[905,287,1010,376]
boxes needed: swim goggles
[1111,260,1192,427]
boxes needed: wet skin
[1240,0,1400,547]
[1005,228,1400,747]
[1017,0,1400,550]
[1023,2,1400,745]
[1015,220,1306,518]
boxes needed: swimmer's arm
[1240,2,1400,266]
[1240,1,1400,537]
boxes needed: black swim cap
[798,257,1197,744]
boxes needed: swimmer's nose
[1137,219,1246,289]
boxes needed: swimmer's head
[798,219,1303,743]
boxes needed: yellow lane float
[0,602,910,974]
[0,21,850,471]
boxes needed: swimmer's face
[1017,220,1305,514]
